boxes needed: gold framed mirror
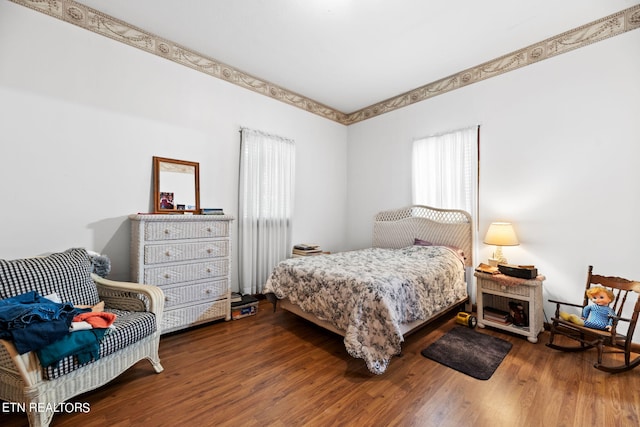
[153,156,200,214]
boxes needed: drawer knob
[206,268,212,273]
[164,229,170,234]
[207,248,213,254]
[164,273,170,279]
[165,251,171,257]
[165,296,169,301]
[206,289,211,294]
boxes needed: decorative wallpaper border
[10,0,640,125]
[344,4,640,125]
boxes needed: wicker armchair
[0,250,164,427]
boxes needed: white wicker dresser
[129,214,234,334]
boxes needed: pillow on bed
[414,238,433,246]
[414,238,465,263]
[444,246,466,263]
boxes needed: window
[412,126,480,267]
[412,126,479,220]
[238,128,295,294]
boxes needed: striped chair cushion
[0,248,99,306]
[43,309,157,379]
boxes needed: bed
[263,205,473,374]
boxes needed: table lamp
[483,222,519,266]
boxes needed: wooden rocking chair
[547,265,640,373]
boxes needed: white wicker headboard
[373,205,473,267]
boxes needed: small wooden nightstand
[474,271,545,343]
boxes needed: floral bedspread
[263,245,467,374]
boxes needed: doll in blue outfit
[560,286,615,331]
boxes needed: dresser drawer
[144,240,229,264]
[162,279,229,309]
[480,279,532,298]
[162,299,229,333]
[144,259,229,285]
[144,220,229,241]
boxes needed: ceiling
[74,0,636,114]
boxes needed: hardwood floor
[2,300,639,427]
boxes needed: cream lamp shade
[483,222,519,265]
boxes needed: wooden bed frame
[273,205,474,337]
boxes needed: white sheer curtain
[239,128,295,294]
[412,125,479,222]
[412,126,480,286]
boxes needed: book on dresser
[200,208,225,215]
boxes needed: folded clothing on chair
[36,328,109,368]
[73,311,117,328]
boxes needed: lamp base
[488,258,499,267]
[492,246,508,266]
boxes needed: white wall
[0,2,348,288]
[347,29,640,322]
[2,2,639,326]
